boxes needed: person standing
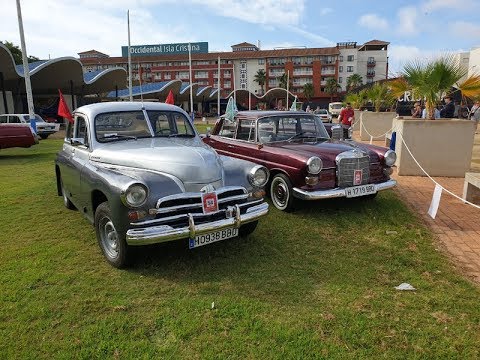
[440,95,455,118]
[338,103,355,139]
[411,102,422,118]
[469,100,480,122]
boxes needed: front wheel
[39,134,49,140]
[95,202,131,268]
[270,173,295,211]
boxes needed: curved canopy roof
[0,42,126,95]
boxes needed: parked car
[0,123,38,150]
[314,109,333,123]
[328,102,343,117]
[0,113,59,139]
[204,111,396,211]
[55,102,269,268]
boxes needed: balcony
[367,60,376,67]
[366,71,375,78]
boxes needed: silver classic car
[55,102,269,268]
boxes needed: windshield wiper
[288,131,317,141]
[168,133,196,138]
[101,134,137,141]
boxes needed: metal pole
[127,10,133,101]
[188,43,194,119]
[15,0,35,120]
[0,72,9,114]
[286,70,289,110]
[248,86,251,110]
[233,63,236,103]
[70,80,76,109]
[217,56,220,117]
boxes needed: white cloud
[284,25,335,47]
[450,21,480,41]
[396,6,417,36]
[422,0,478,13]
[358,14,388,30]
[320,8,333,16]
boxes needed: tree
[365,83,395,112]
[344,89,367,109]
[390,55,480,119]
[277,72,292,90]
[325,78,341,102]
[3,41,40,64]
[303,83,314,103]
[253,69,266,95]
[346,73,363,91]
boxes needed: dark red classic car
[0,123,38,150]
[204,111,397,211]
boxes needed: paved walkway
[355,131,480,285]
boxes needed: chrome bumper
[293,179,397,200]
[126,202,269,246]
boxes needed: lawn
[0,138,479,359]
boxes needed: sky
[1,0,480,75]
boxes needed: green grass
[1,138,479,359]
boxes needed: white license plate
[345,184,376,198]
[189,228,238,249]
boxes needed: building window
[194,71,208,78]
[164,73,171,80]
[241,63,246,69]
[223,80,231,88]
[339,66,343,72]
[258,59,265,65]
[338,77,343,83]
[347,66,354,72]
[347,55,354,61]
[368,57,375,62]
[339,55,343,62]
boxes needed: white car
[314,109,333,123]
[0,113,59,139]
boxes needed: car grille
[331,125,343,140]
[133,186,261,229]
[336,150,370,187]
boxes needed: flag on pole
[225,96,238,121]
[165,90,175,104]
[57,89,73,123]
[289,96,297,111]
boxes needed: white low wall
[394,118,476,177]
[359,112,396,141]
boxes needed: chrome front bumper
[293,179,397,200]
[126,202,269,246]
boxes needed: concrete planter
[359,112,396,141]
[393,118,476,177]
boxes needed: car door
[60,115,90,207]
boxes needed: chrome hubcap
[100,218,119,259]
[272,179,288,208]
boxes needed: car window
[258,115,329,142]
[236,119,256,142]
[146,110,194,137]
[9,116,21,124]
[95,111,152,142]
[0,116,7,124]
[218,118,237,138]
[75,116,89,147]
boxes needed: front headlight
[307,156,322,174]
[384,150,397,167]
[248,165,269,187]
[121,183,148,208]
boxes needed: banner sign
[121,42,208,57]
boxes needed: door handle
[227,145,234,149]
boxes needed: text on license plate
[345,184,376,198]
[189,228,238,249]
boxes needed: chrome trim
[120,182,148,208]
[292,179,397,200]
[155,186,247,208]
[248,165,269,187]
[126,202,269,245]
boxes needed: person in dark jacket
[440,95,455,118]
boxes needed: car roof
[74,101,188,118]
[235,110,316,119]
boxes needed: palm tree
[253,69,266,95]
[365,83,395,112]
[325,78,341,102]
[346,73,363,91]
[303,83,314,103]
[344,89,367,110]
[277,73,292,89]
[390,55,480,119]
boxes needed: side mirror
[206,127,211,138]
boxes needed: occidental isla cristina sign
[121,42,208,57]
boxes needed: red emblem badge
[354,170,363,185]
[202,192,219,214]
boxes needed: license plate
[345,184,376,198]
[189,228,238,249]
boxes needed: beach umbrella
[225,96,238,121]
[289,96,298,111]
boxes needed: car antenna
[138,62,145,110]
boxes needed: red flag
[58,89,73,123]
[165,90,175,105]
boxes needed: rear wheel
[95,202,131,268]
[238,221,258,237]
[39,134,49,140]
[270,173,295,211]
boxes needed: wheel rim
[271,177,289,210]
[99,216,119,259]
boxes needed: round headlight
[122,183,148,207]
[307,156,322,174]
[248,165,269,187]
[384,150,397,167]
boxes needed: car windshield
[331,104,342,109]
[258,115,329,143]
[21,115,44,123]
[318,110,328,115]
[95,110,195,142]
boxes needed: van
[0,114,59,139]
[328,102,343,117]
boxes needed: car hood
[268,140,380,165]
[91,137,223,184]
